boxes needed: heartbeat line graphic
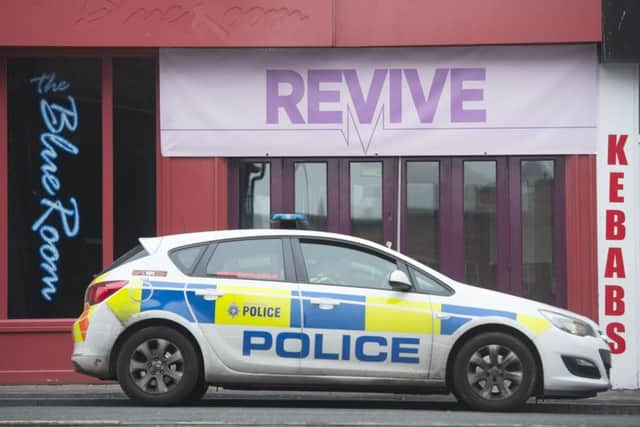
[341,105,385,155]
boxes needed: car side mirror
[389,270,412,291]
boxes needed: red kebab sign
[603,134,629,355]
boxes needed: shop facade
[3,0,634,388]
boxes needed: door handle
[436,312,451,320]
[309,298,340,310]
[194,289,224,301]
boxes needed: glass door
[229,156,566,307]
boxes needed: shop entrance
[228,157,565,307]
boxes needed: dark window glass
[8,58,102,318]
[205,239,284,281]
[522,160,555,304]
[464,161,497,290]
[295,162,327,230]
[239,162,270,228]
[300,240,396,289]
[102,244,148,274]
[350,162,383,244]
[170,244,207,275]
[113,57,156,258]
[406,161,439,269]
[410,267,451,296]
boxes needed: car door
[184,237,303,375]
[292,237,436,379]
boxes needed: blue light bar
[271,213,308,222]
[270,213,310,229]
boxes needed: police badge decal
[228,302,240,318]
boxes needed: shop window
[521,160,555,305]
[350,162,383,244]
[7,58,102,318]
[238,162,270,228]
[463,161,497,290]
[295,162,327,230]
[406,161,439,269]
[113,57,157,258]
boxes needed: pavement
[1,385,640,426]
[1,384,640,411]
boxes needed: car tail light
[85,280,128,305]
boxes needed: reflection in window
[410,267,450,296]
[350,162,383,244]
[239,162,270,229]
[463,161,497,290]
[113,57,156,258]
[295,162,327,230]
[206,239,284,281]
[406,162,439,269]
[170,244,207,275]
[300,240,397,289]
[522,160,555,305]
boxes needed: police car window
[300,240,397,290]
[410,267,452,296]
[206,239,285,281]
[101,244,148,274]
[170,244,207,275]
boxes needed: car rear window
[101,244,149,274]
[169,244,208,275]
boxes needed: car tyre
[451,332,537,411]
[116,326,199,406]
[187,376,209,402]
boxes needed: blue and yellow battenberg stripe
[74,279,550,342]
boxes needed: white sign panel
[597,64,640,389]
[160,45,596,157]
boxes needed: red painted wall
[0,0,600,47]
[0,0,332,47]
[565,155,599,321]
[157,157,228,235]
[0,320,101,384]
[335,0,601,46]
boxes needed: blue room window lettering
[8,58,101,319]
[29,72,81,302]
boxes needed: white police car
[72,216,611,411]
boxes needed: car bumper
[536,328,611,396]
[71,303,122,380]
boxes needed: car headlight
[539,310,596,337]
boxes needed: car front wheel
[451,331,537,411]
[116,326,200,405]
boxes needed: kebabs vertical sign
[598,64,639,389]
[603,134,629,355]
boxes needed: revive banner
[160,45,596,157]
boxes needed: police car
[71,215,611,411]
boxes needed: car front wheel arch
[445,324,544,398]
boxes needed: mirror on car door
[388,270,412,291]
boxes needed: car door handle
[309,298,340,310]
[436,312,451,320]
[194,289,224,301]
